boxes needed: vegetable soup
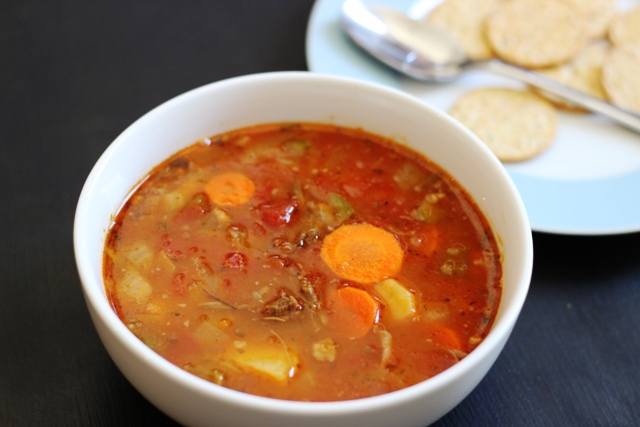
[104,123,502,401]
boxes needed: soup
[104,123,502,401]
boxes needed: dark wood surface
[2,1,639,425]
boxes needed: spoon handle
[474,60,640,134]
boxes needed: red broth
[104,123,502,401]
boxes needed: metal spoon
[340,0,640,134]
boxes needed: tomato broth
[104,123,502,401]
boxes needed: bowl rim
[74,71,533,415]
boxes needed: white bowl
[74,71,532,427]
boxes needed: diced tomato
[302,271,327,289]
[251,222,266,236]
[267,254,293,268]
[160,234,186,260]
[175,192,211,223]
[172,272,187,295]
[222,252,248,271]
[160,233,171,247]
[258,199,300,227]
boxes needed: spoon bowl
[340,0,640,133]
[341,0,465,82]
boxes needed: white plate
[306,0,640,235]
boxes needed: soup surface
[104,123,502,401]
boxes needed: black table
[2,1,639,425]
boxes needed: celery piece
[328,193,354,220]
[284,140,311,155]
[415,199,442,224]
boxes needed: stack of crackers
[424,0,640,161]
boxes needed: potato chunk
[117,270,152,304]
[375,278,416,320]
[154,250,176,275]
[124,242,153,270]
[193,321,230,346]
[230,345,298,382]
[312,338,337,362]
[163,191,185,211]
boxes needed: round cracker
[609,6,640,47]
[425,0,503,61]
[564,0,617,40]
[486,0,588,68]
[449,88,557,162]
[601,44,640,115]
[533,40,609,113]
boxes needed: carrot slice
[320,223,403,283]
[204,172,255,206]
[413,225,440,256]
[428,323,463,352]
[329,286,379,338]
